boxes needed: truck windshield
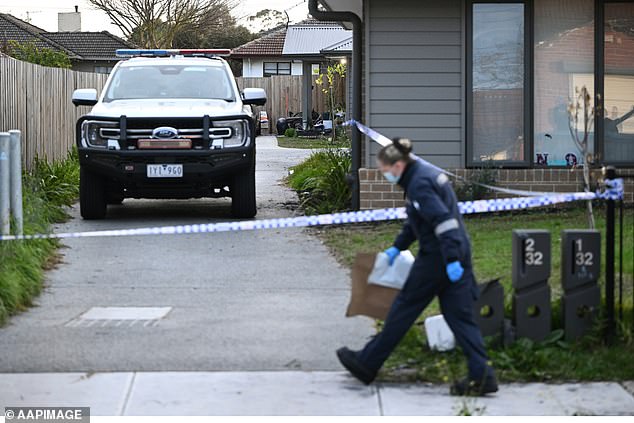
[103,65,235,102]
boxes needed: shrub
[284,128,297,138]
[453,164,498,202]
[288,149,352,214]
[0,149,79,325]
[8,41,72,69]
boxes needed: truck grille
[99,118,234,149]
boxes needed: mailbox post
[561,230,601,341]
[512,230,551,341]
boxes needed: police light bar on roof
[115,49,231,58]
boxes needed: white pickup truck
[72,49,266,219]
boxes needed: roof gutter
[308,0,362,211]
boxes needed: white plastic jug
[424,315,456,351]
[368,250,415,290]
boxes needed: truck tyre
[80,167,107,219]
[231,163,256,218]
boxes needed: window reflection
[604,3,634,162]
[534,0,594,167]
[472,3,525,163]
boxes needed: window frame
[467,0,634,168]
[466,0,534,168]
[263,61,292,77]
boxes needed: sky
[0,0,310,36]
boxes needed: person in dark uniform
[337,138,498,396]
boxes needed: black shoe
[450,375,499,396]
[336,347,377,385]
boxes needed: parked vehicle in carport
[72,49,266,220]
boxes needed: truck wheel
[80,167,107,219]
[231,164,256,218]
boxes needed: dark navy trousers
[358,253,492,381]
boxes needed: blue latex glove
[446,261,464,283]
[384,246,400,266]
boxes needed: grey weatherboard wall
[365,0,465,168]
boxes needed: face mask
[383,171,400,184]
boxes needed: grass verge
[277,136,351,149]
[0,149,79,325]
[316,206,634,382]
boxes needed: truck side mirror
[242,88,267,106]
[72,89,98,107]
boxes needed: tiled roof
[0,13,135,61]
[0,13,78,57]
[231,27,286,57]
[42,31,136,60]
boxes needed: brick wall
[359,167,634,209]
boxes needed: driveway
[0,136,374,372]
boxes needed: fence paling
[0,56,108,168]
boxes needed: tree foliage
[246,9,287,34]
[88,0,238,48]
[7,41,72,69]
[171,5,254,50]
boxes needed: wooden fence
[236,75,345,133]
[0,55,108,167]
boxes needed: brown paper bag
[346,253,400,320]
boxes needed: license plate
[147,164,183,178]
[138,139,192,149]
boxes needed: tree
[7,41,72,69]
[315,62,346,140]
[171,5,255,50]
[88,0,237,48]
[568,85,596,229]
[246,9,286,34]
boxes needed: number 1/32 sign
[562,230,601,289]
[575,239,594,267]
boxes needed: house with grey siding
[315,0,634,208]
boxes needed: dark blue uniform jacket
[393,159,472,270]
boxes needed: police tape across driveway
[0,189,622,242]
[0,121,624,242]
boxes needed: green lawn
[277,136,351,149]
[316,205,634,382]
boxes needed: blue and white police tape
[0,187,622,242]
[343,119,590,198]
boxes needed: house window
[263,62,291,76]
[534,0,595,167]
[465,0,634,167]
[468,2,527,165]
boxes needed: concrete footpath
[1,372,633,416]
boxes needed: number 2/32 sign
[524,238,544,266]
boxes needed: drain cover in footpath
[65,307,172,328]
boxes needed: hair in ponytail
[377,138,414,165]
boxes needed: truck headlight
[81,120,118,148]
[214,120,248,148]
